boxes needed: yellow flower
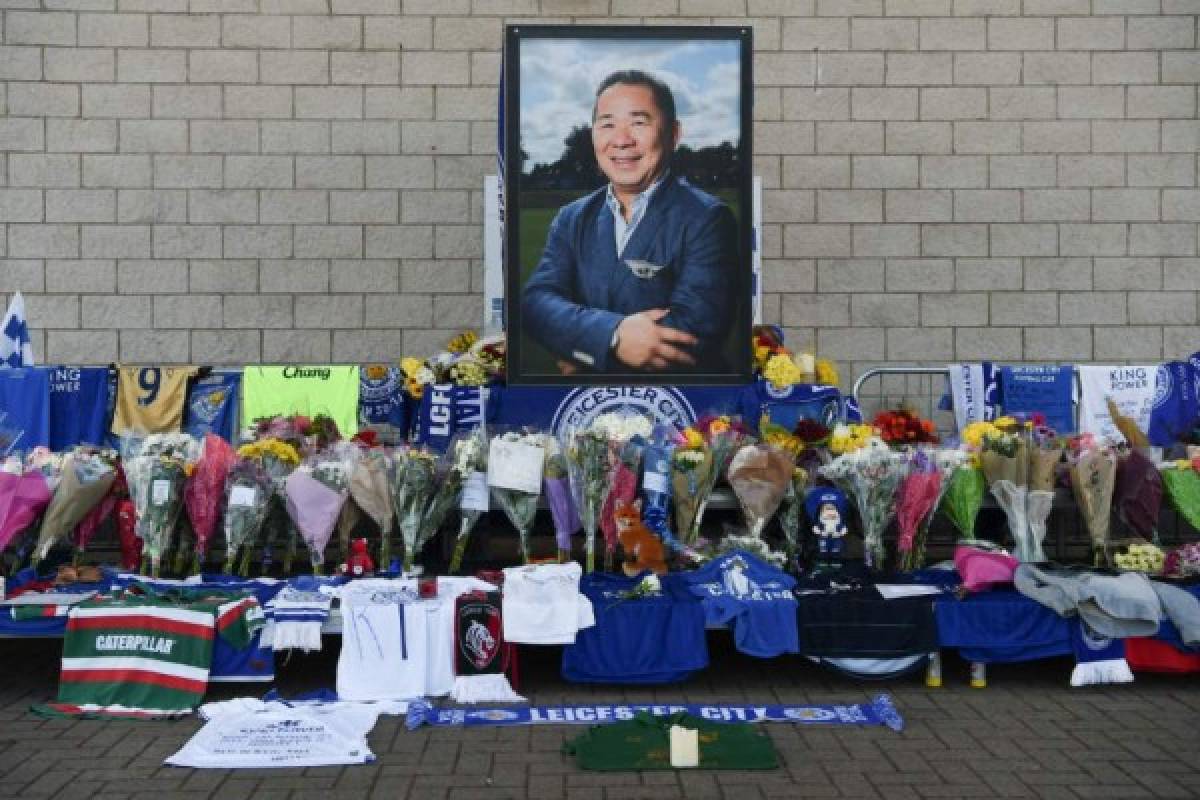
[815,358,839,387]
[764,430,802,457]
[829,423,875,455]
[400,357,423,378]
[683,428,705,449]
[406,377,425,400]
[763,353,803,389]
[709,417,730,435]
[753,343,771,367]
[961,421,1002,449]
[447,330,478,354]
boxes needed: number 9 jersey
[111,366,198,436]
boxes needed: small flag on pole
[0,292,35,368]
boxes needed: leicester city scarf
[1069,618,1133,687]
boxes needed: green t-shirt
[563,712,778,771]
[242,365,360,436]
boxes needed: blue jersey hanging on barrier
[0,367,50,451]
[184,373,241,442]
[358,366,411,438]
[48,366,110,450]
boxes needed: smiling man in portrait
[520,69,739,376]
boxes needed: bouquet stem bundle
[566,429,612,574]
[487,431,547,565]
[222,459,273,576]
[448,432,489,574]
[33,451,116,567]
[820,440,906,570]
[348,450,393,569]
[182,434,236,575]
[1068,436,1117,566]
[726,443,793,542]
[391,447,439,573]
[543,442,579,564]
[777,467,811,563]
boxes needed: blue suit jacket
[521,175,738,373]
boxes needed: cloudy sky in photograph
[518,37,742,170]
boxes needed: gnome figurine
[805,487,849,568]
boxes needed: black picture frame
[503,24,754,387]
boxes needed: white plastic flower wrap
[819,437,907,570]
[448,426,489,574]
[487,429,547,564]
[120,432,201,576]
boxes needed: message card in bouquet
[488,439,545,495]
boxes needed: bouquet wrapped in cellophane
[349,449,393,569]
[415,427,486,563]
[181,434,236,574]
[1068,433,1118,567]
[122,433,201,577]
[820,436,906,570]
[726,442,794,544]
[565,423,614,574]
[0,448,57,567]
[222,457,273,576]
[543,436,579,563]
[448,427,490,574]
[33,447,117,567]
[895,449,966,572]
[286,443,358,573]
[391,445,439,574]
[230,437,300,575]
[595,412,651,572]
[487,430,547,565]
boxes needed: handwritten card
[487,439,544,494]
[460,471,490,511]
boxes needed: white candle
[669,725,699,768]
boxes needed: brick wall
[1,0,1198,396]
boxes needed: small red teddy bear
[339,538,375,578]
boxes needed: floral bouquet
[595,412,652,572]
[1161,460,1200,538]
[449,428,490,573]
[391,446,439,573]
[940,464,986,542]
[1067,434,1118,566]
[33,448,117,567]
[777,466,811,563]
[565,424,615,573]
[122,433,201,576]
[1114,447,1163,548]
[670,428,714,549]
[487,430,547,564]
[1164,541,1200,578]
[222,458,273,576]
[820,437,907,569]
[873,409,939,448]
[0,455,54,565]
[415,428,486,561]
[181,434,236,574]
[72,463,125,566]
[286,445,357,573]
[895,449,965,571]
[675,415,748,547]
[726,443,794,542]
[349,449,393,568]
[543,436,580,563]
[1021,422,1063,563]
[237,437,302,573]
[829,423,876,456]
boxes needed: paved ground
[1,634,1198,800]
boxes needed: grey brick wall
[2,2,1198,398]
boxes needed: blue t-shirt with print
[682,550,800,658]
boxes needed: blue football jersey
[561,572,708,684]
[47,366,111,450]
[0,367,50,452]
[184,372,240,442]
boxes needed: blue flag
[999,365,1075,433]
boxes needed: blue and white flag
[0,292,35,369]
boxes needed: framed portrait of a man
[504,25,753,386]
